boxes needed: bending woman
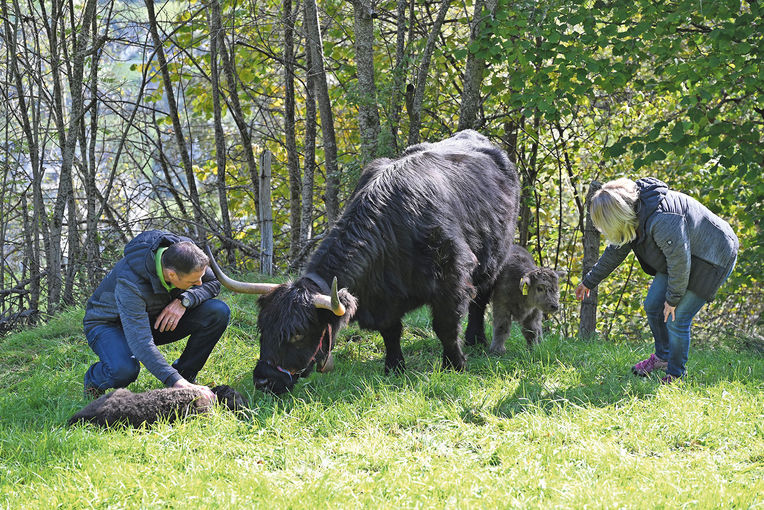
[575,177,738,384]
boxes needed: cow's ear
[519,275,531,295]
[556,270,567,279]
[336,288,358,323]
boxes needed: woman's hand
[575,283,591,301]
[663,302,676,322]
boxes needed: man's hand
[173,378,216,403]
[663,301,676,323]
[575,283,591,301]
[154,298,186,332]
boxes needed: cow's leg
[380,321,405,375]
[489,309,512,355]
[432,305,467,371]
[464,290,490,346]
[520,309,543,348]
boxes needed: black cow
[210,130,520,393]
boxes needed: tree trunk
[81,8,105,292]
[304,0,340,223]
[388,0,409,153]
[2,0,44,316]
[218,28,261,226]
[19,190,37,313]
[579,181,602,339]
[145,0,205,237]
[208,0,235,264]
[63,185,79,305]
[258,150,274,275]
[457,0,498,131]
[407,0,450,146]
[301,40,317,258]
[43,0,98,312]
[283,0,302,263]
[352,0,381,165]
[517,115,540,248]
[0,146,7,315]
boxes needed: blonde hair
[590,177,639,247]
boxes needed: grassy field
[1,290,762,509]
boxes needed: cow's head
[206,247,356,394]
[519,268,564,314]
[253,279,356,393]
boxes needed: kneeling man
[82,230,229,401]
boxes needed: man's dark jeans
[84,299,230,391]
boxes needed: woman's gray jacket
[582,178,738,306]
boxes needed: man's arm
[115,279,182,386]
[178,267,221,308]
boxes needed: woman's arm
[581,242,632,290]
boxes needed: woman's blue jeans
[643,274,706,377]
[643,262,734,377]
[84,299,230,390]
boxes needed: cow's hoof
[464,332,487,347]
[443,354,467,371]
[384,359,405,375]
[488,345,506,356]
[526,339,541,350]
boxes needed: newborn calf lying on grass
[490,245,563,354]
[68,385,247,428]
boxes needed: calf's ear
[556,270,567,279]
[519,275,531,295]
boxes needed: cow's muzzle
[253,359,297,394]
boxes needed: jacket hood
[123,230,183,291]
[635,178,668,244]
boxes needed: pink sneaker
[660,374,683,385]
[632,353,668,377]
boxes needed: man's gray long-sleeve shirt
[83,230,221,386]
[582,178,738,305]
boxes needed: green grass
[1,297,762,509]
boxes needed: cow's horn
[205,245,279,295]
[313,276,346,316]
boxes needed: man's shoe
[631,353,668,377]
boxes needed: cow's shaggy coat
[67,385,247,427]
[236,130,520,393]
[488,245,562,354]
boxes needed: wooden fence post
[578,180,601,339]
[258,150,273,276]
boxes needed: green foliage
[130,0,761,335]
[1,294,762,507]
[472,0,763,335]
